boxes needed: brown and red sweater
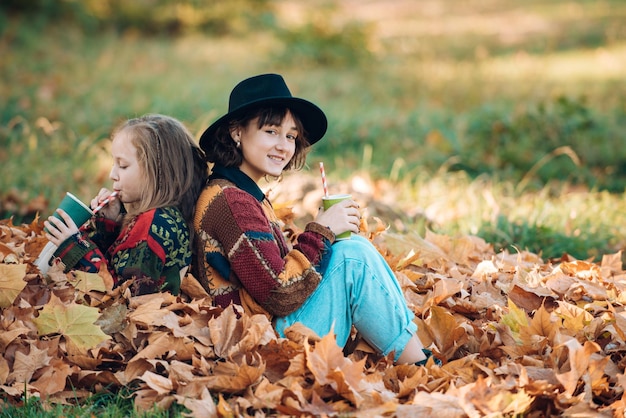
[192,166,335,318]
[52,206,191,296]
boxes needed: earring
[235,141,241,149]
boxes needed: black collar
[209,165,265,202]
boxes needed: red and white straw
[319,162,329,197]
[92,191,118,215]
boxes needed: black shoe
[416,348,442,366]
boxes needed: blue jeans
[274,235,417,361]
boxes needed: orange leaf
[306,331,367,407]
[424,305,469,358]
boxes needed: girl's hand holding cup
[44,209,81,246]
[43,191,94,246]
[315,194,361,240]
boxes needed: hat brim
[199,97,328,152]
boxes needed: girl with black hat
[193,73,434,365]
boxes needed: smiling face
[108,129,145,205]
[232,110,298,182]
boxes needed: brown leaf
[424,305,469,358]
[31,359,76,398]
[173,387,217,417]
[208,305,275,359]
[130,331,195,362]
[0,263,27,308]
[306,331,367,407]
[554,337,601,396]
[508,284,558,313]
[140,370,173,395]
[180,273,210,299]
[6,344,51,385]
[203,356,265,393]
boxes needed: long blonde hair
[114,114,207,224]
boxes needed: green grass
[386,170,626,262]
[0,389,186,417]
[1,0,625,257]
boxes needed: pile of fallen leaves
[1,210,626,417]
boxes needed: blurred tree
[1,0,274,35]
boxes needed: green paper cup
[46,192,94,232]
[322,193,352,240]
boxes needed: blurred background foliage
[1,0,626,260]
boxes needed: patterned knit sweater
[52,206,191,296]
[192,166,335,317]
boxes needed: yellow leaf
[555,301,593,333]
[217,393,234,417]
[33,294,110,351]
[69,270,107,293]
[501,298,529,339]
[0,263,27,308]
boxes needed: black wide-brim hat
[199,73,328,151]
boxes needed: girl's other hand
[91,188,121,220]
[44,209,80,246]
[315,198,361,238]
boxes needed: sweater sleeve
[208,188,330,316]
[54,208,190,296]
[52,217,120,273]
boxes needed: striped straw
[92,191,118,215]
[319,162,329,197]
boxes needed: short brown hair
[204,106,311,171]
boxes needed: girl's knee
[331,235,379,258]
[332,235,373,250]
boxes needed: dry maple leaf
[173,387,217,417]
[33,293,110,351]
[69,270,107,293]
[305,330,368,407]
[31,358,77,399]
[6,344,51,385]
[500,298,529,344]
[554,336,602,397]
[0,264,27,308]
[208,304,276,359]
[4,197,626,416]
